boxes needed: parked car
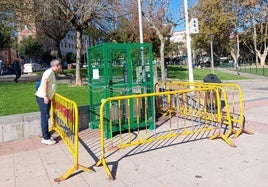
[23,63,44,73]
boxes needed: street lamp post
[209,34,215,74]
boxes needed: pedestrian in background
[13,60,21,82]
[0,59,3,75]
[35,59,62,145]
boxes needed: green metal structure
[87,43,155,138]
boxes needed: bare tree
[103,0,139,42]
[103,0,153,43]
[230,33,240,65]
[236,0,267,66]
[1,0,71,62]
[33,0,71,59]
[252,8,268,66]
[229,0,240,66]
[45,0,113,86]
[142,0,176,82]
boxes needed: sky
[169,0,197,31]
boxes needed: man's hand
[44,96,49,104]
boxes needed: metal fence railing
[223,64,268,76]
[96,82,252,179]
[155,81,253,138]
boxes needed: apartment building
[170,30,186,44]
[169,30,187,59]
[60,31,90,56]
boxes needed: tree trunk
[160,39,166,82]
[256,49,268,66]
[230,34,240,65]
[75,28,82,86]
[55,42,62,60]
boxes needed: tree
[238,0,268,66]
[33,0,72,60]
[103,0,140,43]
[43,0,113,86]
[86,25,106,46]
[0,8,17,65]
[142,0,177,82]
[230,33,240,65]
[191,0,235,58]
[3,0,71,60]
[229,0,241,66]
[0,23,13,50]
[191,0,268,66]
[0,5,16,55]
[18,36,42,62]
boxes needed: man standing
[35,59,62,145]
[13,60,21,82]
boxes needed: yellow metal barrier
[96,87,235,179]
[155,81,253,138]
[50,93,92,182]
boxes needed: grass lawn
[0,82,88,116]
[0,65,249,116]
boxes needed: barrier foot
[220,135,237,147]
[96,158,114,180]
[232,115,254,138]
[209,133,236,147]
[54,164,93,182]
[232,128,254,138]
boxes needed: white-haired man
[35,59,62,145]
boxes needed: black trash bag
[203,73,221,83]
[203,73,225,111]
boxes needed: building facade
[169,30,187,59]
[60,30,89,56]
[170,30,186,44]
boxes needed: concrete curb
[0,112,40,143]
[0,106,90,143]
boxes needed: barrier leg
[54,164,91,182]
[209,121,237,147]
[232,116,254,138]
[209,132,236,147]
[96,158,114,180]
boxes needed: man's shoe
[41,138,56,145]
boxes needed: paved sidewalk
[0,72,268,187]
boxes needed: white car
[23,63,43,73]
